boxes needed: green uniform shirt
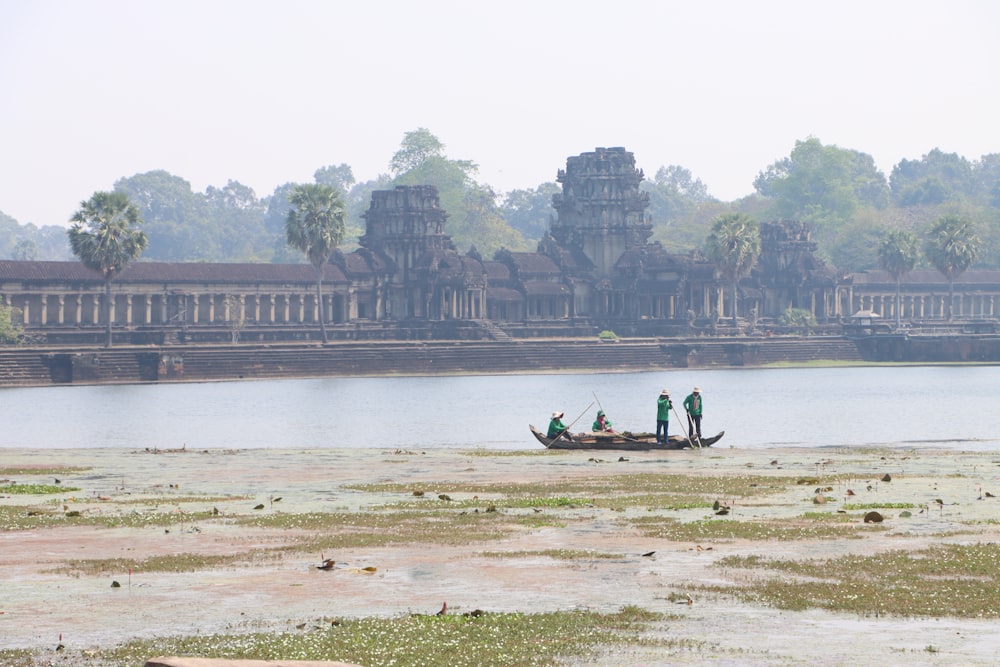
[657,396,672,420]
[592,416,613,431]
[683,393,703,416]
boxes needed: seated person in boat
[592,409,615,433]
[547,411,573,441]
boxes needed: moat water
[2,365,999,451]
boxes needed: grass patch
[708,542,1000,617]
[96,606,677,667]
[238,509,520,549]
[0,648,33,667]
[351,472,792,504]
[0,466,89,477]
[0,482,80,494]
[630,516,871,541]
[0,505,228,531]
[52,549,285,576]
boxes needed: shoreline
[4,444,1000,665]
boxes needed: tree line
[2,130,1000,274]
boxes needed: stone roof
[0,260,348,285]
[505,252,561,275]
[486,287,524,301]
[523,281,570,296]
[849,269,1000,287]
[482,260,511,282]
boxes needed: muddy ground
[3,444,1000,666]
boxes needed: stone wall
[0,337,867,387]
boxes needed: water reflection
[3,365,999,451]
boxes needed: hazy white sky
[2,0,999,227]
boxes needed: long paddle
[549,401,595,445]
[671,403,700,449]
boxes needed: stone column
[125,293,133,325]
[268,294,276,323]
[282,295,290,323]
[73,295,82,324]
[143,295,151,325]
[208,295,216,323]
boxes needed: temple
[2,147,1000,344]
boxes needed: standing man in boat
[548,411,573,441]
[656,389,672,444]
[684,387,704,441]
[592,409,615,433]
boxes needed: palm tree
[68,192,148,348]
[877,229,920,329]
[924,215,979,321]
[286,183,346,343]
[705,213,760,326]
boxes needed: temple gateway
[2,147,1000,344]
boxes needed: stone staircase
[476,319,513,342]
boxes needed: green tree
[0,296,23,344]
[890,149,977,207]
[314,163,356,193]
[754,137,889,228]
[973,153,1000,208]
[705,213,760,326]
[114,171,214,261]
[12,238,38,261]
[204,180,268,261]
[877,229,920,329]
[68,191,148,347]
[501,182,560,245]
[390,128,447,175]
[459,185,527,255]
[924,215,980,320]
[286,183,346,343]
[643,165,718,253]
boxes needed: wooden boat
[529,425,724,451]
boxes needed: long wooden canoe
[529,425,724,451]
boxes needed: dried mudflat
[3,444,1000,666]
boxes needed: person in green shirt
[547,411,573,441]
[683,387,703,440]
[592,409,614,433]
[656,389,672,443]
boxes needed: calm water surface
[2,366,999,451]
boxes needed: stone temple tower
[549,147,652,278]
[359,185,454,285]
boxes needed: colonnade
[853,292,1000,320]
[4,288,353,327]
